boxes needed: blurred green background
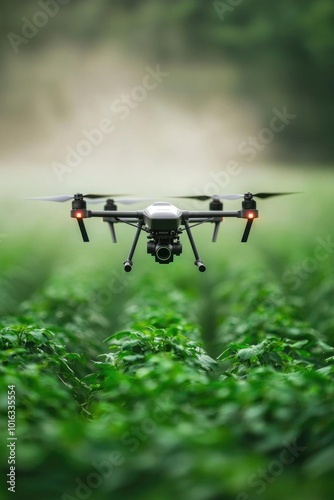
[0,0,333,287]
[1,0,334,162]
[0,0,333,241]
[1,0,334,167]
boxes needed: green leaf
[238,341,267,360]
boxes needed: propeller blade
[218,192,299,200]
[253,192,299,199]
[77,218,89,242]
[28,193,128,203]
[86,196,151,205]
[217,194,244,200]
[169,194,246,201]
[170,194,244,201]
[28,195,74,202]
[84,194,127,199]
[170,192,298,202]
[241,219,253,243]
[115,197,153,205]
[84,199,110,205]
[169,195,212,201]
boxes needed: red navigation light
[75,212,83,218]
[248,212,254,219]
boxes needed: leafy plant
[1,241,334,500]
[97,327,216,375]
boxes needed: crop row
[1,258,334,499]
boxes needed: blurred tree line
[0,0,333,161]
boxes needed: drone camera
[156,244,173,261]
[147,236,182,264]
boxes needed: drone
[31,192,295,272]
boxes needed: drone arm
[90,210,142,219]
[185,209,258,243]
[185,210,239,219]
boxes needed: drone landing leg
[123,221,143,272]
[241,218,254,242]
[77,218,89,242]
[212,221,221,242]
[183,220,206,272]
[108,221,117,243]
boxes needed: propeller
[171,194,242,201]
[171,192,298,201]
[28,194,128,203]
[84,197,154,205]
[28,194,156,205]
[114,197,154,205]
[250,192,299,199]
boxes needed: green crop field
[1,167,333,500]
